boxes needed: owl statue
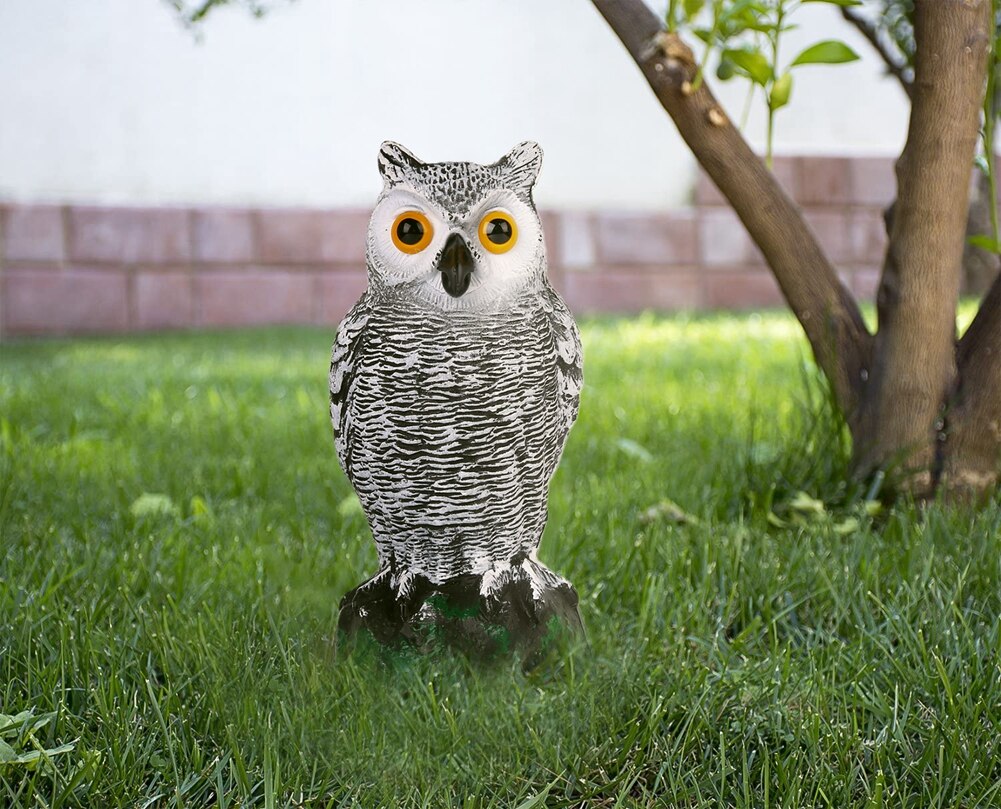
[330,141,583,657]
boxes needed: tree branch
[840,7,915,98]
[590,0,872,422]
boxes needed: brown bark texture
[591,0,1000,498]
[944,269,1001,496]
[855,0,992,493]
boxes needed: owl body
[331,141,582,647]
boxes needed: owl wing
[541,285,583,481]
[329,293,371,480]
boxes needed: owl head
[366,141,547,310]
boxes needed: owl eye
[478,211,518,254]
[391,211,433,254]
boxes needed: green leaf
[129,492,178,519]
[0,712,33,735]
[788,490,825,516]
[800,0,862,6]
[833,517,860,536]
[790,40,860,67]
[863,500,883,518]
[639,499,700,526]
[766,511,787,528]
[0,743,75,769]
[769,72,793,110]
[722,47,772,85]
[682,0,705,18]
[24,712,58,735]
[967,234,1001,253]
[189,495,213,519]
[37,742,76,759]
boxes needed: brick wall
[0,155,895,338]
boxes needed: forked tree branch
[840,7,915,98]
[590,0,872,421]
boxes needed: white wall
[0,0,910,210]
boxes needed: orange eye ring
[391,211,434,254]
[478,211,518,254]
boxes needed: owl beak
[436,232,475,297]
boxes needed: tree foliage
[666,0,860,164]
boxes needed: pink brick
[4,205,65,262]
[68,207,191,263]
[256,209,369,264]
[539,209,562,269]
[196,269,315,327]
[136,270,193,330]
[317,270,370,325]
[555,211,596,269]
[771,156,799,200]
[704,270,784,309]
[561,267,701,314]
[850,209,888,264]
[849,157,896,207]
[798,157,851,205]
[192,208,255,263]
[694,171,727,206]
[595,211,696,265]
[3,266,128,334]
[804,209,851,264]
[698,208,764,267]
[852,267,882,302]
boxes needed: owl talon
[338,559,582,664]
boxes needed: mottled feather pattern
[379,148,540,216]
[328,295,370,476]
[330,281,581,586]
[540,290,584,448]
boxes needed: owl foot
[337,557,582,666]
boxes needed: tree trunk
[941,271,1001,496]
[853,2,990,493]
[591,0,999,500]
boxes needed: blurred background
[0,0,909,337]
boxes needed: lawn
[2,313,1000,808]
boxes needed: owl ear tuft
[378,141,424,186]
[495,141,543,193]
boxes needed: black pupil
[485,218,512,245]
[397,217,424,245]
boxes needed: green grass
[1,313,1000,808]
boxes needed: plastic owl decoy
[330,141,583,656]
